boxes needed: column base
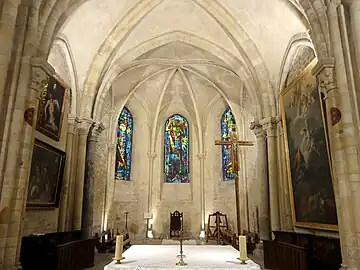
[253,241,264,258]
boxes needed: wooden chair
[169,210,183,238]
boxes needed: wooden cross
[215,131,254,236]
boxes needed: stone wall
[22,70,72,236]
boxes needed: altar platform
[104,245,261,270]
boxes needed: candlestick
[238,235,248,264]
[113,235,125,263]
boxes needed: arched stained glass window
[115,107,133,181]
[221,107,237,181]
[164,114,190,183]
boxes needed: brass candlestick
[113,256,125,264]
[176,238,187,266]
[237,257,248,265]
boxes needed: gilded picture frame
[36,74,66,141]
[280,59,338,231]
[26,139,66,208]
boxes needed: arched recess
[278,32,315,90]
[92,31,264,122]
[114,106,134,181]
[49,34,79,116]
[220,107,237,181]
[163,114,190,183]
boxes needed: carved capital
[30,58,55,93]
[147,152,157,159]
[77,118,95,136]
[197,152,207,160]
[250,121,266,140]
[312,58,337,94]
[89,122,106,142]
[67,116,79,135]
[259,117,278,138]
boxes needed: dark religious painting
[115,107,133,181]
[36,75,66,141]
[281,60,338,230]
[27,140,66,208]
[221,107,237,181]
[164,114,189,183]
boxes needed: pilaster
[197,152,206,231]
[73,118,94,231]
[260,117,281,233]
[0,58,53,269]
[147,152,157,214]
[250,121,270,241]
[313,59,360,269]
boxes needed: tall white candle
[114,235,124,260]
[239,235,247,260]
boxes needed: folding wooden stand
[206,211,229,244]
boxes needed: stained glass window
[115,107,133,181]
[221,107,237,181]
[164,114,190,183]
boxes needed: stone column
[197,152,206,233]
[313,60,359,270]
[72,119,94,231]
[0,58,53,269]
[147,152,157,214]
[250,122,271,241]
[82,122,105,239]
[58,117,77,231]
[261,117,280,232]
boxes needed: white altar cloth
[104,245,261,270]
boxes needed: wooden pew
[264,231,342,270]
[264,240,308,270]
[56,239,95,270]
[20,231,95,270]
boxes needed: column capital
[77,118,95,136]
[30,58,55,93]
[197,152,207,160]
[312,58,337,94]
[89,122,106,142]
[67,115,79,135]
[147,152,157,159]
[250,121,267,140]
[259,117,279,138]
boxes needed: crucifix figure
[215,130,254,236]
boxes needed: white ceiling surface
[58,0,307,115]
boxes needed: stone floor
[86,239,268,270]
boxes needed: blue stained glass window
[221,107,237,181]
[115,107,133,181]
[164,114,190,183]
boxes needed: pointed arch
[221,107,237,181]
[164,114,190,183]
[115,106,133,181]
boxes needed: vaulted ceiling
[49,0,309,120]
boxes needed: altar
[104,245,261,270]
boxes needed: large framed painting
[280,60,338,230]
[26,140,66,208]
[36,74,66,141]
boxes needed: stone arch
[278,32,315,92]
[298,0,331,58]
[49,34,79,116]
[45,0,272,120]
[92,31,263,122]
